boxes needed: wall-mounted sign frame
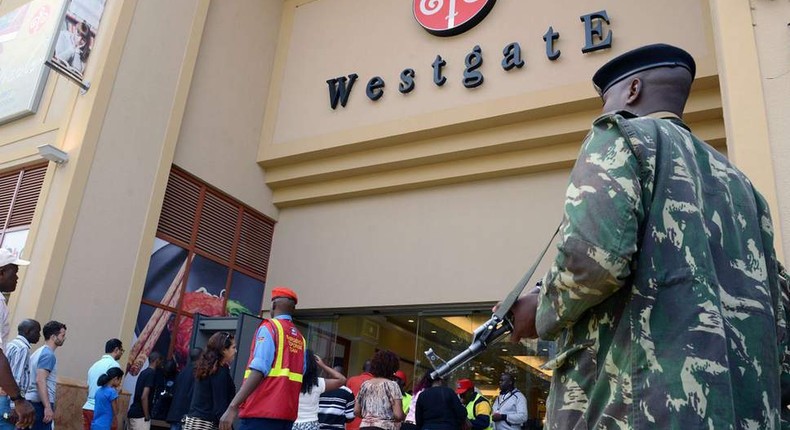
[45,0,107,92]
[0,0,67,125]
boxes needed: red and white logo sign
[28,5,51,35]
[413,0,497,37]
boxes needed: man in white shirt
[82,338,123,430]
[492,373,527,430]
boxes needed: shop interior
[296,310,556,423]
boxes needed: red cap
[394,370,407,384]
[455,378,474,394]
[271,286,298,304]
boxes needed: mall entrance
[295,308,556,427]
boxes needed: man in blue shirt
[25,321,66,430]
[82,338,123,430]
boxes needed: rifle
[425,225,560,380]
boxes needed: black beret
[592,43,696,95]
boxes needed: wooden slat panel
[0,172,19,227]
[8,165,46,228]
[157,171,200,244]
[235,211,274,278]
[157,166,275,280]
[195,191,237,262]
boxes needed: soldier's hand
[14,399,34,428]
[219,405,238,430]
[507,288,540,342]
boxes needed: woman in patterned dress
[355,350,405,430]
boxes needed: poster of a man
[51,0,105,82]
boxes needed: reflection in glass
[172,314,194,369]
[298,318,338,366]
[143,239,188,304]
[128,304,175,377]
[227,271,265,316]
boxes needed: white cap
[0,249,29,267]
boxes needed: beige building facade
[0,0,787,427]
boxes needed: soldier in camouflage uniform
[508,44,789,429]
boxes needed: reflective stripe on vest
[466,393,493,430]
[243,318,305,382]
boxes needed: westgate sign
[413,0,497,37]
[326,10,613,110]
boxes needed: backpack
[150,379,175,420]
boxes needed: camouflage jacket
[535,112,787,429]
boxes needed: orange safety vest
[238,318,306,421]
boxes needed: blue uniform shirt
[248,315,306,376]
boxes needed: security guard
[220,287,306,430]
[456,379,492,430]
[394,370,412,413]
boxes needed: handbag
[183,415,217,430]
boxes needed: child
[91,367,124,430]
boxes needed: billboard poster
[0,0,66,125]
[123,238,265,393]
[48,0,105,85]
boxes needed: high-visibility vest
[402,392,412,413]
[238,318,306,421]
[466,393,493,430]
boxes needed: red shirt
[346,372,373,430]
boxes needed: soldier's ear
[626,78,641,105]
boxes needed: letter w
[327,74,358,109]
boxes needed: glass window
[227,270,265,317]
[298,310,554,425]
[172,314,194,368]
[182,254,228,316]
[130,167,274,371]
[142,238,188,304]
[128,304,175,378]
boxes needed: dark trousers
[30,402,54,430]
[238,418,294,430]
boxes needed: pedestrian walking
[414,376,466,430]
[91,367,124,430]
[83,338,123,430]
[354,350,404,430]
[295,351,346,430]
[184,332,236,430]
